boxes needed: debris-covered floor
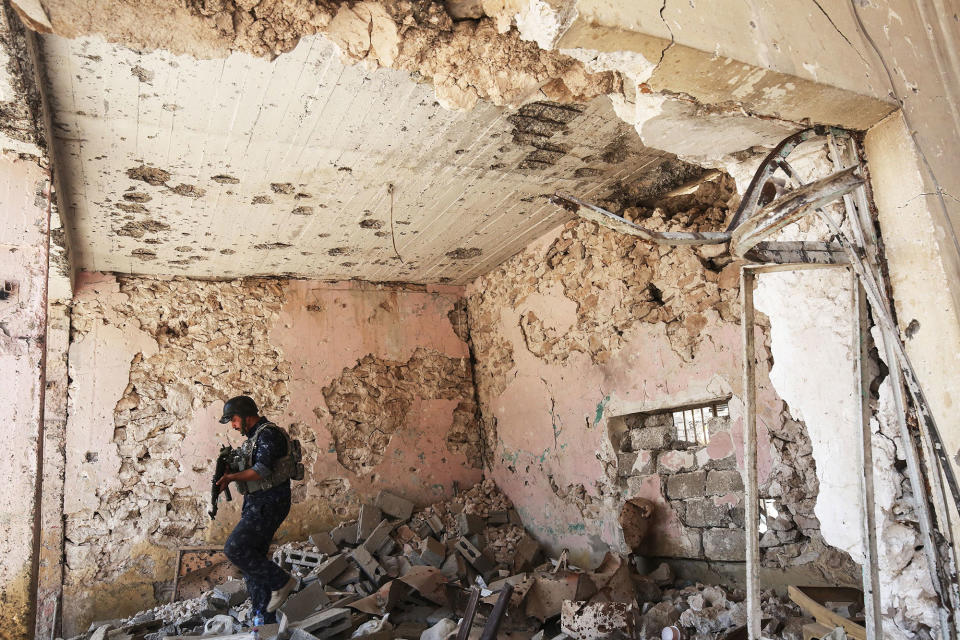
[74,481,869,640]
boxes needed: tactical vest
[234,421,304,495]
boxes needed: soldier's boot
[266,575,298,612]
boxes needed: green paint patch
[500,448,520,464]
[567,522,586,534]
[593,395,611,427]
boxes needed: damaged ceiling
[41,32,695,284]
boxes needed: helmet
[220,395,259,424]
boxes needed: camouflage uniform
[223,417,292,624]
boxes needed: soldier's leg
[224,500,291,620]
[257,497,294,621]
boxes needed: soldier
[216,395,299,624]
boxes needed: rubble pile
[72,482,819,640]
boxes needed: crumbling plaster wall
[0,151,48,640]
[755,269,940,640]
[63,275,481,634]
[465,177,856,584]
[865,113,960,564]
[0,4,53,639]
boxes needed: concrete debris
[560,601,639,640]
[419,618,458,640]
[93,481,815,640]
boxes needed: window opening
[758,498,779,534]
[669,400,729,445]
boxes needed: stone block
[644,413,674,428]
[351,546,387,584]
[313,553,348,586]
[657,449,697,473]
[330,520,358,545]
[291,607,351,636]
[730,503,745,527]
[420,537,446,568]
[375,538,397,560]
[703,528,745,561]
[638,601,680,640]
[508,509,522,525]
[793,514,820,530]
[467,531,488,550]
[706,469,744,495]
[375,490,414,520]
[631,450,657,475]
[285,549,325,568]
[212,579,247,607]
[280,581,330,622]
[703,453,737,471]
[309,531,338,555]
[488,510,509,524]
[425,513,445,535]
[617,452,638,477]
[361,518,394,553]
[631,426,674,450]
[759,530,780,548]
[358,503,382,539]
[513,534,542,572]
[645,562,674,586]
[666,471,706,499]
[683,498,729,527]
[625,474,660,498]
[454,536,497,579]
[457,512,485,536]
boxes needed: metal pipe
[741,267,761,640]
[854,275,883,640]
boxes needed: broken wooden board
[788,586,865,640]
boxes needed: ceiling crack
[655,0,676,71]
[810,0,872,69]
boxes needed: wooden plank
[788,586,866,640]
[803,622,835,640]
[455,587,481,640]
[479,583,514,640]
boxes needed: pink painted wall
[272,280,480,513]
[467,226,784,567]
[63,276,480,631]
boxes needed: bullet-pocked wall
[465,176,860,586]
[62,274,482,634]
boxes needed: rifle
[209,444,236,519]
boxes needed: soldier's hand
[216,474,233,489]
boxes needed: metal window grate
[670,401,729,445]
